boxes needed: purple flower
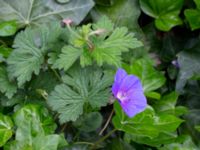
[112,68,147,117]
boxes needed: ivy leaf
[0,113,13,147]
[184,0,200,30]
[0,0,94,29]
[4,104,67,150]
[7,23,62,87]
[139,0,184,31]
[0,66,17,98]
[47,66,113,123]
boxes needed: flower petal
[120,91,147,117]
[112,68,127,97]
[118,74,143,94]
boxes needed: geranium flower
[112,68,147,117]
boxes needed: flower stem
[99,108,114,135]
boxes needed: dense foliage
[0,0,200,149]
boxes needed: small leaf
[0,66,17,98]
[0,113,13,147]
[0,21,17,36]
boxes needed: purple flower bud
[172,60,180,68]
[112,68,147,118]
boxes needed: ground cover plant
[0,0,200,149]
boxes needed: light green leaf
[47,66,113,123]
[7,23,62,87]
[0,113,13,147]
[139,0,184,31]
[124,59,166,93]
[92,27,143,67]
[0,21,17,36]
[0,0,94,28]
[0,66,17,98]
[4,104,62,150]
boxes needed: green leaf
[112,102,159,138]
[0,113,13,147]
[124,132,179,147]
[195,125,200,132]
[92,27,143,67]
[4,104,62,150]
[55,17,142,69]
[124,59,166,93]
[113,102,183,139]
[184,0,200,30]
[184,9,200,30]
[0,21,17,36]
[139,0,184,31]
[159,136,198,150]
[0,66,17,98]
[7,23,63,87]
[73,112,103,132]
[13,105,56,138]
[53,46,82,71]
[106,138,135,150]
[47,66,113,123]
[91,0,142,34]
[176,51,200,93]
[0,0,94,28]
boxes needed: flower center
[116,92,127,102]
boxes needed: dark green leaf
[139,0,184,31]
[73,112,103,132]
[47,66,113,123]
[176,51,200,93]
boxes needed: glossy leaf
[0,113,13,147]
[140,0,184,31]
[0,21,17,36]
